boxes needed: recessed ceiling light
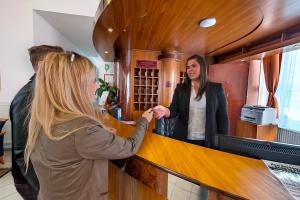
[104,51,108,54]
[107,28,113,33]
[199,18,216,28]
[241,59,245,62]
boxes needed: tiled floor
[0,150,23,200]
[168,173,204,200]
[0,172,23,200]
[0,150,205,200]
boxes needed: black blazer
[10,75,39,194]
[168,81,229,147]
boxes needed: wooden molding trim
[218,23,300,63]
[208,16,264,57]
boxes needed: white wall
[0,1,35,104]
[0,1,35,147]
[33,11,104,71]
[98,62,114,80]
[0,0,100,148]
[31,0,99,17]
[0,0,100,104]
[33,11,82,54]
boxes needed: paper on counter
[263,160,300,200]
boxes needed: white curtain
[258,59,269,106]
[275,49,300,132]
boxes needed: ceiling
[37,10,99,57]
[93,0,300,61]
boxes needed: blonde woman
[25,52,153,200]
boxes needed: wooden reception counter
[100,113,291,200]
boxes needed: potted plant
[96,78,118,105]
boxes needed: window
[275,48,300,132]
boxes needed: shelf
[133,67,160,111]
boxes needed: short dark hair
[183,54,208,100]
[28,45,64,71]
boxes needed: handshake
[142,105,170,123]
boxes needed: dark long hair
[183,54,208,101]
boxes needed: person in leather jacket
[9,45,63,200]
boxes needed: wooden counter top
[99,113,291,200]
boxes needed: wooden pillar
[118,49,132,120]
[159,51,181,107]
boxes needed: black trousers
[13,176,37,200]
[12,161,38,200]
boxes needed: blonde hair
[25,52,102,169]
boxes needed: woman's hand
[103,125,117,134]
[153,105,170,119]
[142,108,154,123]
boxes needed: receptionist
[153,55,229,147]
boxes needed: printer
[241,105,276,125]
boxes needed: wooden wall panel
[227,100,245,136]
[109,162,166,200]
[129,50,161,122]
[209,62,249,135]
[125,158,168,198]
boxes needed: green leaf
[95,77,118,104]
[98,78,105,85]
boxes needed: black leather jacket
[10,75,39,194]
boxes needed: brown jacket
[30,116,148,200]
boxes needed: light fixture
[107,28,113,33]
[199,17,216,28]
[241,59,245,62]
[104,51,108,54]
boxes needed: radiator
[277,128,300,145]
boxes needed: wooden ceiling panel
[121,0,262,52]
[210,0,300,55]
[93,0,300,61]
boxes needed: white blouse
[187,85,206,140]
